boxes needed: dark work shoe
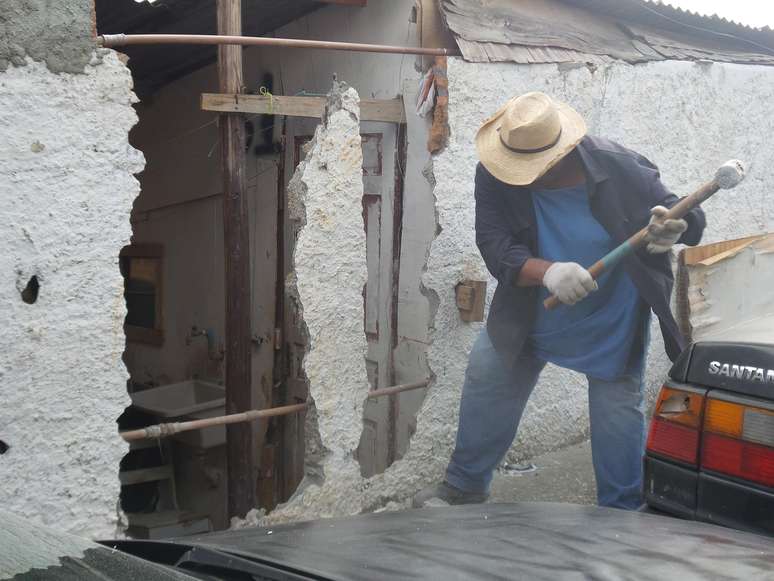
[412,481,489,508]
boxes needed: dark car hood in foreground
[176,503,774,580]
[0,510,195,581]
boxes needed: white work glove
[542,262,598,305]
[646,206,687,254]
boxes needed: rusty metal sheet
[624,23,774,65]
[441,0,653,62]
[456,38,614,64]
[440,0,774,65]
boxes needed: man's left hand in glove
[645,205,687,254]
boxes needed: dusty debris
[374,500,411,513]
[230,508,267,530]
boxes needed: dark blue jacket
[476,135,706,366]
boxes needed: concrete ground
[490,440,596,505]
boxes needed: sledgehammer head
[715,159,746,189]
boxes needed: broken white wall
[0,3,143,538]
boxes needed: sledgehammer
[543,159,747,310]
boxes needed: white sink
[130,380,226,448]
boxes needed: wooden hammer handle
[543,179,719,310]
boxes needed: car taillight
[702,396,774,488]
[646,385,706,465]
[704,399,743,438]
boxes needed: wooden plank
[456,280,486,322]
[681,234,767,266]
[119,464,174,486]
[249,158,278,509]
[201,93,406,123]
[124,325,164,346]
[217,0,256,521]
[272,118,294,504]
[120,243,163,258]
[388,123,407,467]
[126,510,209,528]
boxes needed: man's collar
[576,138,609,190]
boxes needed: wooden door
[280,116,401,482]
[247,155,279,507]
[357,122,399,477]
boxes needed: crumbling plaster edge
[0,48,144,538]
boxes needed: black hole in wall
[0,440,9,455]
[21,275,39,304]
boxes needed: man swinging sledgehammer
[413,92,708,510]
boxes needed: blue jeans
[445,328,646,510]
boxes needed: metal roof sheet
[440,0,774,65]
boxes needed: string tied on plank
[259,86,273,114]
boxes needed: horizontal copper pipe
[121,379,430,441]
[120,402,310,442]
[367,379,430,398]
[99,34,460,57]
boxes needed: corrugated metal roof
[640,1,772,33]
[440,0,774,65]
[571,0,774,48]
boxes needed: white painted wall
[0,53,143,538]
[427,57,774,462]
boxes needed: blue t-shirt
[528,183,646,380]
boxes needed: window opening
[120,244,164,345]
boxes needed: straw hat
[475,92,587,186]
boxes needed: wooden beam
[201,93,406,123]
[314,0,367,6]
[217,0,256,521]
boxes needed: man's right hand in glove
[542,262,598,305]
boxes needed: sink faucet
[185,325,210,347]
[186,326,225,367]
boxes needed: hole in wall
[0,440,9,455]
[21,275,40,304]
